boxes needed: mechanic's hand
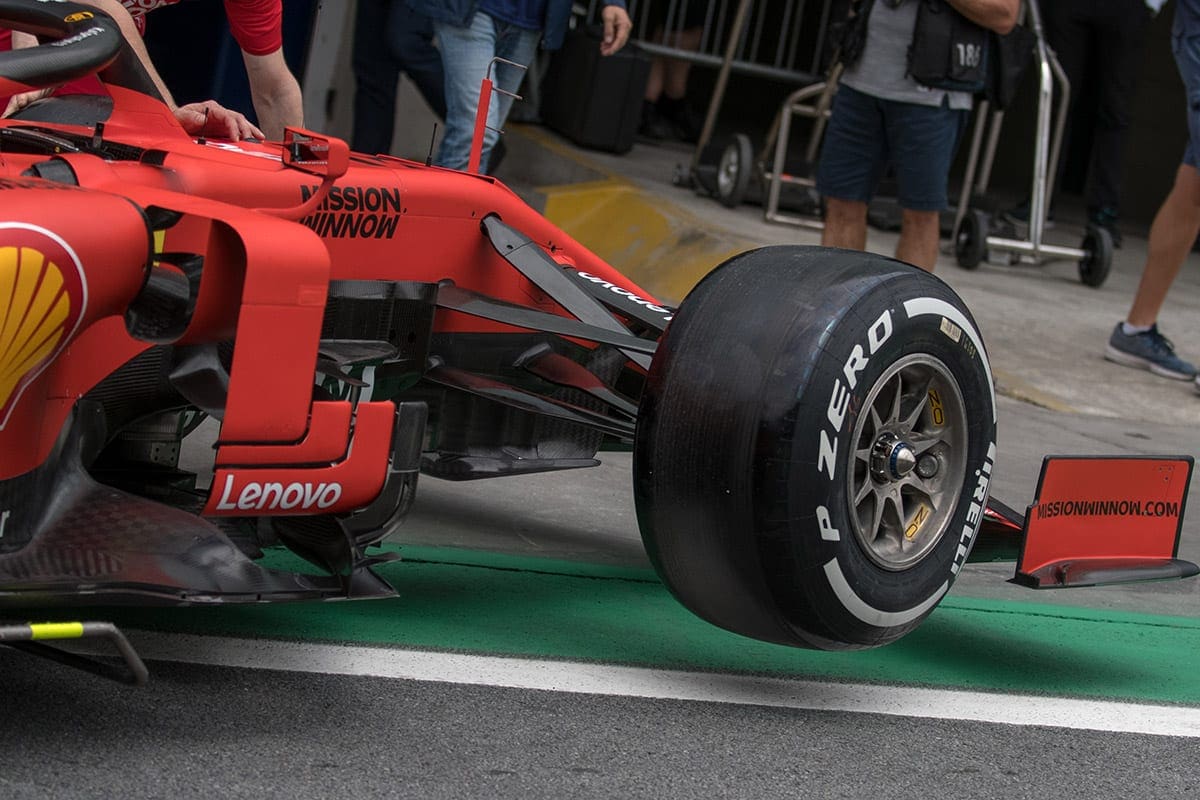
[174,100,265,141]
[600,5,632,56]
[3,88,54,118]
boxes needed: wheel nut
[916,454,939,479]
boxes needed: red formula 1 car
[0,1,1193,679]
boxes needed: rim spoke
[867,403,883,438]
[855,445,873,466]
[887,372,903,425]
[855,476,874,505]
[867,489,886,542]
[901,373,934,431]
[907,432,945,456]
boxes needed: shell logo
[64,11,95,22]
[0,224,88,430]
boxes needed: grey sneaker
[1105,323,1198,380]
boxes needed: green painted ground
[93,545,1200,706]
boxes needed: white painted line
[130,633,1200,738]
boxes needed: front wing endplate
[1011,455,1198,589]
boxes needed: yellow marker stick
[29,622,85,641]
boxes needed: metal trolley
[708,62,838,231]
[950,0,1114,286]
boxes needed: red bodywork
[0,86,655,513]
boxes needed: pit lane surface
[2,642,1197,799]
[4,395,1200,798]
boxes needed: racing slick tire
[633,246,997,650]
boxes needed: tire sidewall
[776,277,997,642]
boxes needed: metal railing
[582,0,839,158]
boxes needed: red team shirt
[120,0,283,56]
[0,0,283,101]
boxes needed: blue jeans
[816,85,967,212]
[434,13,539,173]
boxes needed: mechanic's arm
[241,47,302,140]
[599,1,632,56]
[1,32,52,116]
[946,0,1019,34]
[68,0,262,139]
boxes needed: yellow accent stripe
[29,621,85,641]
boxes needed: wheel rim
[717,146,741,196]
[846,353,968,571]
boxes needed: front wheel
[634,246,997,650]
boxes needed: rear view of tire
[634,246,997,650]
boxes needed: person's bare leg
[644,59,664,102]
[822,197,868,251]
[895,208,941,272]
[1127,163,1200,326]
[662,28,702,98]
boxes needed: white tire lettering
[842,345,867,390]
[818,430,837,481]
[817,506,840,541]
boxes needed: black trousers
[351,0,447,155]
[1043,0,1152,216]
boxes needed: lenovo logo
[214,475,344,511]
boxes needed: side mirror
[281,128,349,181]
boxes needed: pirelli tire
[633,245,997,651]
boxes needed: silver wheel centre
[847,353,968,571]
[717,147,741,195]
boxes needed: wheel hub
[870,433,917,481]
[846,354,969,571]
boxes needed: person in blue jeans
[352,0,447,155]
[816,0,1018,272]
[406,0,632,174]
[1104,0,1200,393]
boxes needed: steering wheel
[0,0,123,89]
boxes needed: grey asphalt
[2,650,1195,800]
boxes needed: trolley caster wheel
[1079,224,1114,287]
[716,133,754,209]
[955,209,988,269]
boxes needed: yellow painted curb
[515,127,756,304]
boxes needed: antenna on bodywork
[426,122,438,167]
[467,56,526,175]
